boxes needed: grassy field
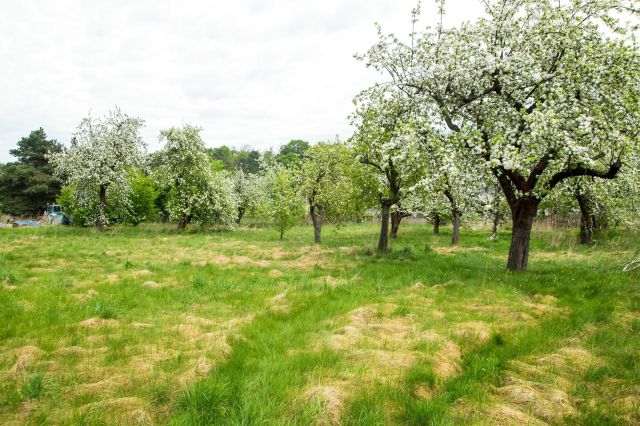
[0,222,639,425]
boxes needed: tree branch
[547,160,623,191]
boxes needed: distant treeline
[0,128,310,217]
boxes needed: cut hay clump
[268,291,290,313]
[80,397,152,425]
[9,346,43,376]
[79,317,119,329]
[486,345,602,424]
[303,384,345,426]
[453,321,492,345]
[268,269,284,278]
[73,289,99,302]
[141,280,161,289]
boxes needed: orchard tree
[361,0,640,270]
[482,180,509,240]
[350,87,424,251]
[300,141,366,244]
[571,151,640,244]
[412,130,489,245]
[542,159,640,244]
[50,108,146,231]
[198,172,238,228]
[231,169,264,224]
[158,125,237,229]
[261,166,305,240]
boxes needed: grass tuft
[21,373,45,400]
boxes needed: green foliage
[56,185,98,226]
[0,128,62,216]
[261,167,304,239]
[56,183,134,227]
[301,141,370,228]
[128,170,158,225]
[56,185,80,224]
[236,149,261,174]
[206,146,261,174]
[158,125,237,229]
[208,145,235,169]
[275,139,310,167]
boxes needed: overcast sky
[0,0,485,162]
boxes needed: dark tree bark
[451,210,461,245]
[175,177,187,230]
[433,214,440,235]
[390,211,410,239]
[390,212,401,239]
[575,192,596,245]
[236,207,245,225]
[310,204,322,244]
[359,153,401,253]
[491,210,501,239]
[506,197,539,272]
[444,189,462,246]
[97,184,107,232]
[378,204,391,252]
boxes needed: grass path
[1,223,639,424]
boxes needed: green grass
[0,222,639,425]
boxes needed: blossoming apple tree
[231,169,264,225]
[411,133,490,245]
[157,125,236,229]
[50,108,146,231]
[360,0,640,270]
[350,86,425,251]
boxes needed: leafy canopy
[0,128,62,215]
[50,108,146,227]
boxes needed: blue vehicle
[45,204,73,225]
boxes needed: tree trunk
[390,212,404,239]
[97,184,107,232]
[491,211,501,239]
[378,204,391,252]
[506,198,539,272]
[433,214,440,235]
[443,189,460,245]
[310,204,322,244]
[280,229,284,240]
[177,217,187,230]
[451,211,461,245]
[576,193,595,245]
[236,207,245,225]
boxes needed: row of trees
[348,0,640,271]
[3,0,639,273]
[46,100,638,260]
[0,125,311,219]
[44,111,367,241]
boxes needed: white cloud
[0,0,484,162]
